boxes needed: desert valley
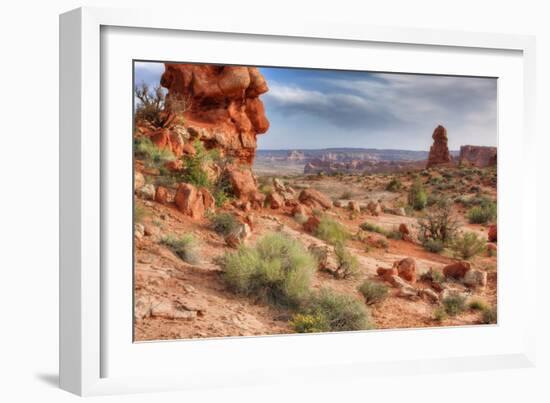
[133,63,498,341]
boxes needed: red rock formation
[488,224,497,242]
[459,145,497,167]
[298,189,333,210]
[443,261,471,279]
[426,125,452,168]
[393,257,417,283]
[174,183,214,219]
[160,64,270,165]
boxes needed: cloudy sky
[134,61,497,151]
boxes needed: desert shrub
[386,229,403,240]
[433,307,448,322]
[303,288,371,332]
[386,178,402,192]
[468,298,488,311]
[481,307,497,324]
[340,190,353,199]
[467,201,497,224]
[293,213,309,225]
[181,140,212,188]
[450,232,486,259]
[220,233,315,308]
[360,222,387,236]
[419,269,445,284]
[358,281,389,305]
[442,293,467,316]
[417,198,459,244]
[422,238,444,253]
[208,212,239,237]
[315,216,350,245]
[134,82,166,127]
[161,234,200,264]
[408,179,428,210]
[134,137,175,167]
[134,204,148,223]
[426,193,442,207]
[334,243,359,279]
[290,313,329,333]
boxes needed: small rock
[393,257,417,283]
[443,261,471,279]
[144,224,160,238]
[134,223,145,239]
[266,192,284,209]
[155,186,169,204]
[348,200,361,213]
[397,286,419,300]
[420,288,440,304]
[303,216,321,233]
[463,269,488,289]
[488,224,497,242]
[136,184,156,200]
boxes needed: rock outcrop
[426,125,452,168]
[459,145,497,168]
[160,64,270,165]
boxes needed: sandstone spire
[426,125,452,168]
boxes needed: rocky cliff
[160,63,270,164]
[459,145,497,167]
[426,125,453,168]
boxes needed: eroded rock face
[160,64,270,164]
[459,145,497,168]
[426,125,452,168]
[174,183,214,219]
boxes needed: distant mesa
[287,150,305,161]
[426,125,453,168]
[459,145,497,168]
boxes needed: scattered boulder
[463,269,488,289]
[377,267,398,283]
[398,223,410,235]
[134,171,145,189]
[155,186,169,204]
[292,204,310,217]
[488,224,497,242]
[134,223,145,240]
[393,257,417,283]
[164,159,183,172]
[426,125,452,168]
[266,192,284,209]
[303,216,321,233]
[366,201,382,216]
[225,223,252,248]
[298,189,332,210]
[420,288,440,304]
[136,184,156,200]
[443,261,471,280]
[174,183,214,219]
[348,200,361,213]
[273,178,286,193]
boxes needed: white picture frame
[59,6,537,396]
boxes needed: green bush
[220,233,315,308]
[422,238,444,253]
[358,281,389,305]
[408,179,428,210]
[468,298,488,311]
[303,288,371,332]
[161,234,200,264]
[334,243,359,279]
[419,269,445,284]
[450,232,486,260]
[315,216,350,245]
[293,213,309,225]
[134,204,148,223]
[442,293,467,316]
[467,201,497,224]
[386,178,402,192]
[134,82,166,127]
[182,140,212,188]
[481,307,497,324]
[134,137,175,167]
[290,313,329,333]
[433,307,448,322]
[360,222,387,236]
[208,212,239,236]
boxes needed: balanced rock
[160,64,270,164]
[426,125,452,168]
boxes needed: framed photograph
[60,6,537,396]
